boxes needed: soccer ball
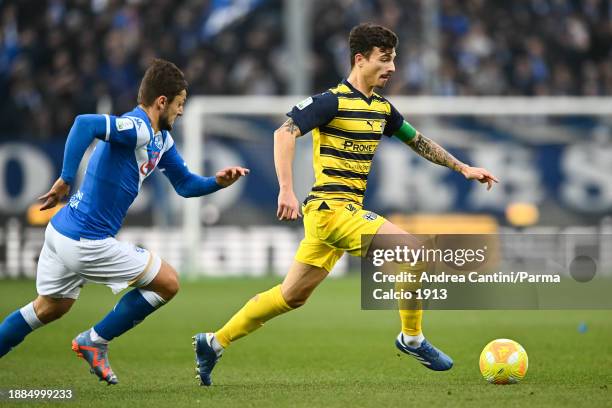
[479,338,528,384]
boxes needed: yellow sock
[396,261,425,336]
[215,285,292,348]
[399,309,423,336]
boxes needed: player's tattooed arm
[279,118,302,138]
[407,131,500,190]
[408,131,467,173]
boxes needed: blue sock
[0,310,34,358]
[93,289,165,342]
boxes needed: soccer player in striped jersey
[0,59,248,384]
[193,23,498,385]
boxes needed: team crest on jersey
[296,96,313,110]
[363,212,378,221]
[154,133,163,149]
[116,118,134,131]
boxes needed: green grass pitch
[0,277,610,407]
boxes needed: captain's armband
[393,121,417,143]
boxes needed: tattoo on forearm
[409,132,466,172]
[281,118,300,136]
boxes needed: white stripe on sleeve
[104,114,110,141]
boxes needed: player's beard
[159,111,173,131]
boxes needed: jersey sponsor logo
[363,211,378,221]
[140,150,161,176]
[296,96,313,110]
[343,140,375,153]
[343,162,371,172]
[116,118,134,131]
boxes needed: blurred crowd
[0,0,284,138]
[313,0,612,96]
[0,0,611,138]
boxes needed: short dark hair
[137,58,188,106]
[349,23,398,67]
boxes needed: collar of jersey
[130,106,162,139]
[342,79,375,105]
[132,106,153,127]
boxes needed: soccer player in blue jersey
[0,59,248,384]
[193,24,498,385]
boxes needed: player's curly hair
[137,58,188,106]
[349,23,398,67]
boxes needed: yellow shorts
[294,200,387,272]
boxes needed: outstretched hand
[215,166,250,187]
[39,178,71,210]
[461,166,499,190]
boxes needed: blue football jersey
[52,107,177,240]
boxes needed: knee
[282,288,310,309]
[167,272,180,298]
[142,261,180,302]
[286,297,307,309]
[161,269,180,301]
[34,297,73,323]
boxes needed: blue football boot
[395,333,453,371]
[193,333,221,386]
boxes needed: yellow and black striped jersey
[287,79,404,206]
